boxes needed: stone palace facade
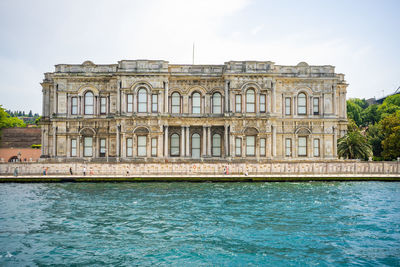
[40,60,348,162]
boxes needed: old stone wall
[1,161,399,176]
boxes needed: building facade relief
[40,60,348,162]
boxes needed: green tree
[0,105,26,129]
[380,110,400,160]
[346,99,365,126]
[378,94,400,118]
[366,123,384,160]
[361,104,381,126]
[338,127,372,160]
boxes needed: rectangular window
[235,138,241,156]
[260,138,266,156]
[126,138,133,157]
[298,137,307,157]
[246,136,255,156]
[235,95,242,113]
[71,97,78,115]
[127,94,133,113]
[100,97,107,114]
[285,97,291,115]
[313,97,320,115]
[151,138,157,157]
[152,94,158,113]
[260,94,266,113]
[71,139,77,157]
[314,139,320,157]
[84,137,92,157]
[137,136,147,157]
[285,138,292,157]
[100,138,106,157]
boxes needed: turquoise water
[0,182,400,266]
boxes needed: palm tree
[337,131,372,160]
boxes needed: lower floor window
[84,137,92,157]
[212,134,221,156]
[285,138,292,157]
[235,138,241,156]
[170,134,179,156]
[246,136,255,156]
[313,139,320,157]
[138,136,147,157]
[100,138,106,157]
[192,133,201,158]
[260,138,266,156]
[71,139,77,157]
[151,138,157,157]
[127,138,133,157]
[298,137,307,156]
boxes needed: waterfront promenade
[1,161,399,182]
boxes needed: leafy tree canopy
[0,105,26,129]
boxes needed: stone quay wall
[1,161,399,176]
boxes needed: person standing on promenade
[69,167,73,175]
[83,166,86,176]
[13,167,18,177]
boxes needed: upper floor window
[192,92,201,114]
[212,92,222,114]
[126,138,133,157]
[138,88,147,113]
[152,94,158,113]
[171,92,181,113]
[212,134,221,156]
[84,137,93,157]
[100,138,106,157]
[260,94,266,113]
[127,94,133,113]
[285,97,291,115]
[100,97,107,114]
[170,133,180,156]
[235,95,242,113]
[84,91,94,115]
[246,89,255,113]
[313,97,319,115]
[298,93,307,115]
[71,97,78,115]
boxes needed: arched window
[212,134,221,156]
[138,88,147,113]
[246,89,255,113]
[192,133,201,158]
[192,92,201,114]
[212,92,222,113]
[84,91,94,115]
[298,93,307,115]
[170,134,180,156]
[171,92,180,113]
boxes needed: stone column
[41,128,45,156]
[230,134,235,157]
[224,125,229,157]
[117,82,121,115]
[116,125,120,159]
[207,126,212,156]
[77,135,81,158]
[292,96,295,116]
[42,90,46,116]
[95,136,99,158]
[272,83,276,113]
[53,85,57,115]
[181,126,185,157]
[202,126,207,157]
[224,81,229,113]
[266,91,271,113]
[333,86,336,116]
[164,81,169,113]
[164,125,168,157]
[333,127,337,158]
[52,127,57,157]
[185,126,190,156]
[121,133,126,158]
[272,125,276,157]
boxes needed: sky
[0,0,399,114]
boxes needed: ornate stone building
[40,60,348,162]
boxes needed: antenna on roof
[192,42,195,65]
